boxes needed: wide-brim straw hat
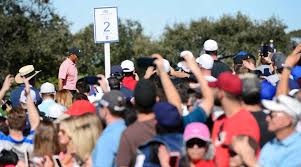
[15,65,41,84]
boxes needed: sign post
[94,7,119,78]
[104,43,110,78]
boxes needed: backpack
[133,133,184,167]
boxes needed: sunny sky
[52,0,301,39]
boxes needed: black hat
[68,47,81,57]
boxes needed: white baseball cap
[40,82,56,94]
[121,60,135,72]
[203,39,218,51]
[262,95,301,119]
[196,54,214,70]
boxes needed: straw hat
[15,65,41,84]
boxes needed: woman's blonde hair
[59,113,102,161]
[56,89,73,109]
[33,120,60,157]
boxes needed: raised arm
[23,77,40,131]
[97,74,110,93]
[153,54,182,114]
[144,66,156,79]
[181,51,214,116]
[277,44,301,96]
[0,74,13,101]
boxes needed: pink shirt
[59,58,78,90]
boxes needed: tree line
[0,0,300,84]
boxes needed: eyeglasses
[186,138,207,148]
[267,111,284,119]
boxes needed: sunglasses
[186,138,207,148]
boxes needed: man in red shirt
[209,72,260,167]
[120,60,138,91]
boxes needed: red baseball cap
[65,100,96,116]
[208,72,242,95]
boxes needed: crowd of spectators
[0,40,301,167]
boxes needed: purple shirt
[59,58,78,90]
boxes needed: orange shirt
[212,109,260,167]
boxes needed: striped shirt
[0,131,35,161]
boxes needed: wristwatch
[282,64,293,71]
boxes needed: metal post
[104,43,111,78]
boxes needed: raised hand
[144,66,156,79]
[22,77,31,97]
[232,136,257,166]
[242,60,256,71]
[96,74,110,93]
[1,74,14,92]
[292,43,301,55]
[152,54,165,73]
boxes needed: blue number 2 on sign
[104,21,110,32]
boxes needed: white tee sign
[94,7,119,43]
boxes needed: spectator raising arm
[152,54,182,114]
[277,43,301,96]
[232,136,259,167]
[0,74,14,101]
[23,77,40,130]
[181,51,214,116]
[97,74,110,93]
[143,66,156,79]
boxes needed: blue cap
[291,66,301,80]
[233,51,255,64]
[111,65,123,76]
[261,80,276,100]
[153,102,181,128]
